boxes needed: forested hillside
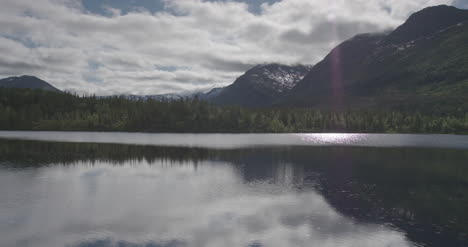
[1,88,467,134]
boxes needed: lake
[0,132,467,247]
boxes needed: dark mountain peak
[238,63,311,91]
[244,63,311,77]
[211,63,311,106]
[7,75,43,81]
[387,5,468,43]
[19,75,39,79]
[0,75,61,92]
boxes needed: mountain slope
[192,87,225,101]
[211,63,311,107]
[285,5,468,114]
[0,75,61,92]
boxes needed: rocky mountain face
[284,5,468,113]
[0,75,61,92]
[210,63,311,107]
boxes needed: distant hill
[115,93,186,101]
[0,75,61,92]
[107,87,225,102]
[284,5,468,114]
[210,63,311,107]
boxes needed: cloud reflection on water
[0,159,414,247]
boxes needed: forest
[0,88,467,134]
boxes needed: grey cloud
[454,0,468,8]
[239,21,277,43]
[0,60,43,73]
[281,20,384,45]
[203,55,257,72]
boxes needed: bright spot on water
[297,133,365,145]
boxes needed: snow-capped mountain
[248,64,312,93]
[210,63,312,106]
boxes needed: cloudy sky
[1,0,467,95]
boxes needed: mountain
[0,75,61,92]
[284,5,468,114]
[118,93,185,101]
[210,63,311,107]
[386,5,468,43]
[112,87,225,102]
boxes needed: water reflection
[1,140,467,247]
[0,160,413,247]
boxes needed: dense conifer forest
[0,88,467,134]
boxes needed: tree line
[0,88,467,134]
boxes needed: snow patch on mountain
[245,64,312,93]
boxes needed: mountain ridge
[386,5,468,44]
[210,63,312,107]
[0,75,61,92]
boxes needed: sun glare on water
[297,133,364,145]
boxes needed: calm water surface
[0,132,467,247]
[1,131,468,149]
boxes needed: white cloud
[0,0,456,95]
